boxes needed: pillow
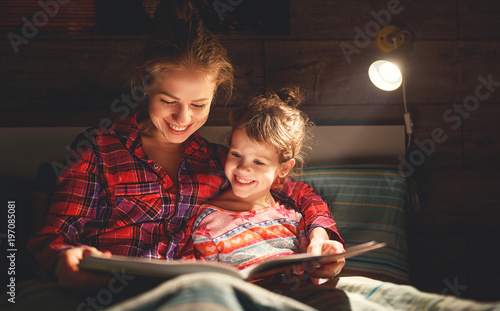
[294,165,412,284]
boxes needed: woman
[22,0,344,308]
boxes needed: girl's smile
[224,128,294,209]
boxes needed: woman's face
[147,69,216,144]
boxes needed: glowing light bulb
[368,60,403,91]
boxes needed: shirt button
[153,163,160,169]
[179,195,183,201]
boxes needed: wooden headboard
[2,125,405,179]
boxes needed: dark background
[1,0,499,302]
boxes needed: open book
[79,241,385,282]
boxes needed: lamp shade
[368,60,403,91]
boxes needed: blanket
[105,274,500,311]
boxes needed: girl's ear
[279,159,295,178]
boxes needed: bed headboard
[1,125,405,179]
[199,125,406,167]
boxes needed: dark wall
[1,0,499,301]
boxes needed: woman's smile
[165,120,190,133]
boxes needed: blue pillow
[295,165,412,284]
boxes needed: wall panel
[459,0,500,40]
[288,0,457,40]
[463,104,500,167]
[411,168,500,233]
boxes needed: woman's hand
[307,227,346,278]
[55,246,112,291]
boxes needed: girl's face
[147,69,216,144]
[225,128,294,204]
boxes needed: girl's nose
[237,159,250,171]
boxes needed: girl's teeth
[169,124,188,131]
[236,176,253,184]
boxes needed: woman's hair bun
[276,86,304,108]
[152,0,201,45]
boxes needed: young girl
[191,87,345,274]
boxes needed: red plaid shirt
[28,113,342,278]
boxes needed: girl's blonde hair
[229,87,313,177]
[131,0,234,103]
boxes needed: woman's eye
[161,99,176,105]
[192,104,207,109]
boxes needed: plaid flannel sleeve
[27,133,101,279]
[275,179,344,246]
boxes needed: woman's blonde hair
[131,0,234,103]
[229,87,313,177]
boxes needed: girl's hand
[55,246,112,291]
[307,228,346,278]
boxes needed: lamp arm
[387,29,415,48]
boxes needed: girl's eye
[254,160,264,165]
[231,152,241,158]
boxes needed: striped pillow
[295,165,411,284]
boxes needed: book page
[240,241,386,280]
[79,255,243,280]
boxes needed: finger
[82,246,103,257]
[102,250,112,257]
[320,242,345,256]
[308,260,345,278]
[58,249,81,273]
[57,247,112,290]
[330,242,345,253]
[312,257,346,276]
[307,242,322,256]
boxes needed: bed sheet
[336,276,500,311]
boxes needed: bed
[1,125,499,310]
[105,126,499,311]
